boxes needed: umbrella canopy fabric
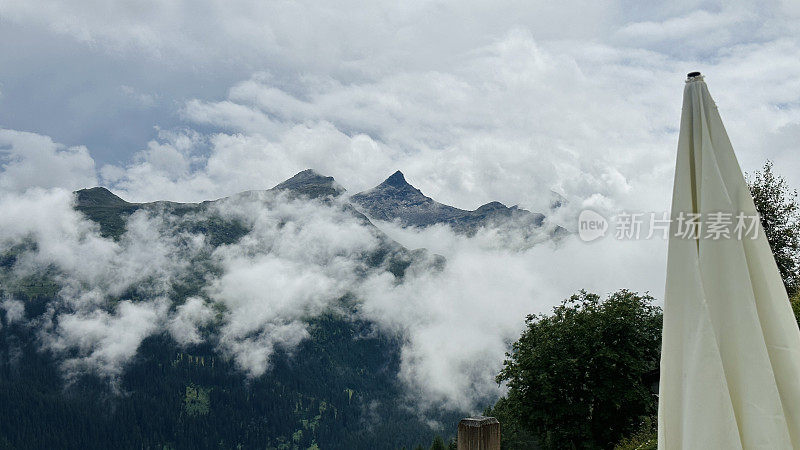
[658,74,800,448]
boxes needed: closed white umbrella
[658,73,800,448]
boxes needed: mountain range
[0,169,562,449]
[77,168,563,241]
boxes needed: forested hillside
[0,172,465,449]
[0,304,460,449]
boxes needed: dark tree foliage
[484,396,539,450]
[430,435,446,450]
[791,291,800,327]
[748,160,800,296]
[403,433,455,450]
[493,290,662,449]
[0,307,461,449]
[612,416,657,450]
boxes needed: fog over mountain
[0,167,567,415]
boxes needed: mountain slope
[272,169,345,199]
[1,168,558,449]
[1,170,454,449]
[0,302,456,449]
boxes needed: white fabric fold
[658,77,800,449]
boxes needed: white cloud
[0,183,389,381]
[615,10,745,51]
[356,220,666,410]
[0,188,207,380]
[0,190,200,303]
[72,30,680,214]
[0,129,97,192]
[0,0,618,75]
[46,299,168,381]
[211,255,343,376]
[207,193,382,376]
[168,297,215,346]
[1,298,25,324]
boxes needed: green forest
[0,186,463,449]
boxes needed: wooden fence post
[457,416,500,450]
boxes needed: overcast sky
[1,0,799,410]
[1,0,798,200]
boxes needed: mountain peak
[475,201,507,212]
[382,170,409,188]
[74,187,130,207]
[279,169,325,184]
[272,169,344,199]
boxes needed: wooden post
[457,416,500,450]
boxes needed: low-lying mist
[0,184,666,413]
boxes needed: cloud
[45,299,168,382]
[206,192,382,376]
[615,10,746,52]
[0,188,113,278]
[0,184,393,381]
[168,297,215,346]
[0,129,97,192]
[2,25,798,406]
[1,298,25,325]
[0,188,205,380]
[355,219,666,411]
[0,190,202,305]
[0,0,617,72]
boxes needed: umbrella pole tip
[687,71,702,78]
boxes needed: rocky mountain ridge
[77,168,561,239]
[349,170,548,235]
